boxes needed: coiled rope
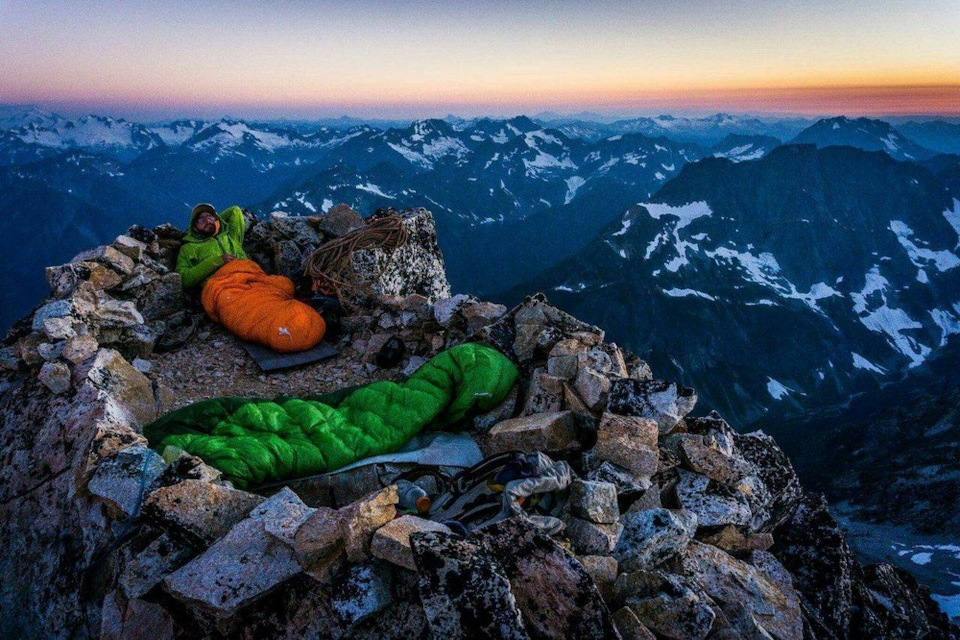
[304,213,409,306]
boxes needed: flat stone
[118,533,194,600]
[37,341,64,361]
[573,366,610,410]
[518,368,564,417]
[47,261,123,297]
[473,385,519,432]
[318,203,364,237]
[39,361,71,394]
[607,379,698,435]
[88,446,167,518]
[100,591,176,640]
[261,492,315,547]
[592,414,659,477]
[62,334,99,364]
[293,506,343,567]
[411,531,528,640]
[627,576,716,640]
[42,317,76,341]
[269,211,323,246]
[578,348,614,374]
[685,541,803,640]
[570,479,620,524]
[627,485,663,513]
[113,234,148,260]
[329,464,384,505]
[613,607,657,640]
[371,515,452,571]
[32,300,75,332]
[162,489,307,618]
[598,412,659,448]
[461,301,507,332]
[614,508,697,572]
[699,525,774,553]
[74,349,156,425]
[579,554,619,602]
[144,480,265,546]
[679,434,749,485]
[337,485,398,562]
[732,429,804,532]
[88,296,144,331]
[133,272,184,321]
[675,470,752,528]
[547,354,578,380]
[487,410,578,454]
[16,332,46,365]
[72,245,135,275]
[433,294,476,327]
[584,454,651,494]
[331,563,394,629]
[475,517,619,639]
[402,355,428,376]
[566,516,623,555]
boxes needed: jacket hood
[184,205,225,244]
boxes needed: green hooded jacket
[176,205,249,288]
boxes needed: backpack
[397,451,571,533]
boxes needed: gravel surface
[150,318,403,413]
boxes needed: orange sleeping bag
[201,259,326,353]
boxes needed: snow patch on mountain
[663,288,716,301]
[355,183,394,199]
[851,267,930,366]
[890,221,960,272]
[943,199,960,246]
[852,353,886,373]
[930,306,960,345]
[640,201,713,272]
[387,143,433,169]
[767,377,794,400]
[565,176,586,204]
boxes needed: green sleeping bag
[144,343,518,489]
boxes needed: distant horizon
[2,1,958,122]
[4,100,960,126]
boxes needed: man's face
[194,211,217,236]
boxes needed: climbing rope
[304,213,409,307]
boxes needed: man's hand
[222,254,237,264]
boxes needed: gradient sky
[1,0,958,118]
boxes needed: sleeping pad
[143,343,518,489]
[201,259,326,353]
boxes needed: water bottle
[396,479,431,514]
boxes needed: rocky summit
[0,205,956,639]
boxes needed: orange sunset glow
[1,0,958,118]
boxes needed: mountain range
[508,144,960,425]
[4,105,960,611]
[2,108,958,426]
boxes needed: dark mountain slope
[503,145,960,427]
[791,116,936,162]
[760,337,960,535]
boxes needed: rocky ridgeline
[0,207,955,639]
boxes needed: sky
[1,0,958,119]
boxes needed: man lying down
[176,203,326,353]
